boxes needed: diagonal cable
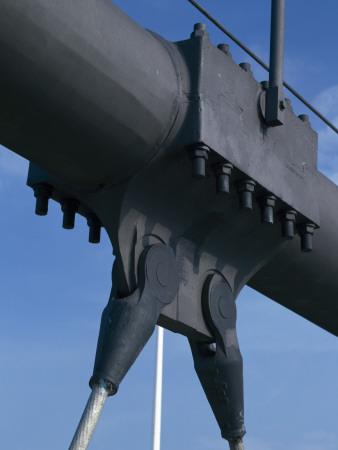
[187,0,338,134]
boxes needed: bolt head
[191,23,208,38]
[217,43,231,56]
[239,62,251,72]
[298,114,310,124]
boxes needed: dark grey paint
[0,0,336,341]
[0,0,181,186]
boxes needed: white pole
[152,326,164,450]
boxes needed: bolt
[33,184,52,216]
[191,23,208,38]
[279,99,286,110]
[258,194,276,224]
[217,43,231,56]
[278,210,297,239]
[239,62,251,73]
[213,162,233,194]
[298,114,310,124]
[284,98,293,112]
[190,145,209,179]
[236,180,256,210]
[61,199,79,229]
[87,215,102,244]
[297,223,315,252]
[194,23,206,31]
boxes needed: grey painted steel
[69,381,110,450]
[11,0,334,336]
[265,0,285,125]
[269,0,285,89]
[1,0,337,445]
[176,30,319,225]
[0,0,182,187]
[249,172,338,336]
[189,275,245,441]
[187,0,338,135]
[91,245,179,393]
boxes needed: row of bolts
[32,184,102,244]
[190,145,316,252]
[218,43,312,127]
[193,26,315,252]
[31,148,315,252]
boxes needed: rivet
[33,184,52,216]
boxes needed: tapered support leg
[189,274,245,446]
[69,244,179,449]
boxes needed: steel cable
[187,0,338,134]
[228,437,245,450]
[69,380,113,450]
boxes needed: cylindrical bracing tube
[249,172,338,336]
[269,0,285,88]
[0,0,182,187]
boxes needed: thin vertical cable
[269,0,285,89]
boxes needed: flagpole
[152,326,164,450]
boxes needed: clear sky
[1,1,337,449]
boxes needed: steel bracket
[90,244,179,394]
[189,273,245,442]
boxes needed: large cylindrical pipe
[249,171,338,337]
[0,0,182,187]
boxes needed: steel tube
[249,171,338,337]
[69,380,112,450]
[187,0,338,134]
[269,0,285,88]
[0,0,182,187]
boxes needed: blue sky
[1,1,338,449]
